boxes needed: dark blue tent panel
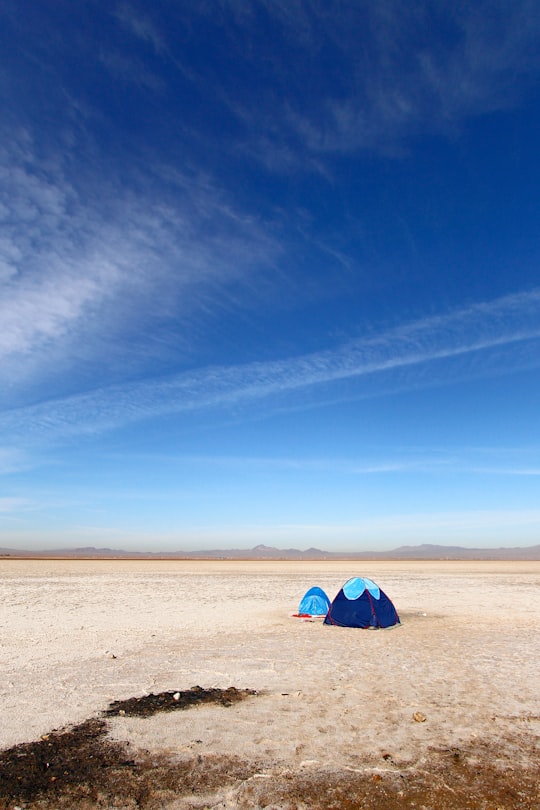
[324,577,400,628]
[296,586,331,617]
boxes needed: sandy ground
[1,559,539,808]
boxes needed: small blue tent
[296,586,331,617]
[324,577,400,628]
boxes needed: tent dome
[296,586,330,617]
[324,577,400,628]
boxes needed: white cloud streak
[0,447,31,475]
[114,3,167,55]
[206,507,540,541]
[0,136,279,403]
[472,467,540,476]
[2,286,539,442]
[86,508,540,549]
[3,506,539,550]
[0,497,29,514]
[196,1,540,162]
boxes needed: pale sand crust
[1,559,539,777]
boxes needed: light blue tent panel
[297,586,331,616]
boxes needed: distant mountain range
[1,543,539,560]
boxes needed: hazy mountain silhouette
[1,543,539,560]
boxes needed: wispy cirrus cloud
[0,135,279,406]
[192,0,540,163]
[91,443,540,480]
[2,286,539,443]
[287,1,540,154]
[470,466,540,476]
[85,508,540,549]
[0,497,30,514]
[0,448,31,475]
[109,452,417,476]
[4,507,539,549]
[113,3,166,55]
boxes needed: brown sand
[1,559,539,808]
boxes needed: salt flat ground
[1,559,539,802]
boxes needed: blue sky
[1,1,540,551]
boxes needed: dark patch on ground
[0,718,119,807]
[0,687,258,809]
[236,760,540,810]
[0,719,256,809]
[104,684,257,717]
[0,687,538,809]
[236,743,540,809]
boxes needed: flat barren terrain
[1,559,539,808]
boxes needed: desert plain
[0,558,539,809]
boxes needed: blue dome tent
[324,577,400,628]
[295,586,331,617]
